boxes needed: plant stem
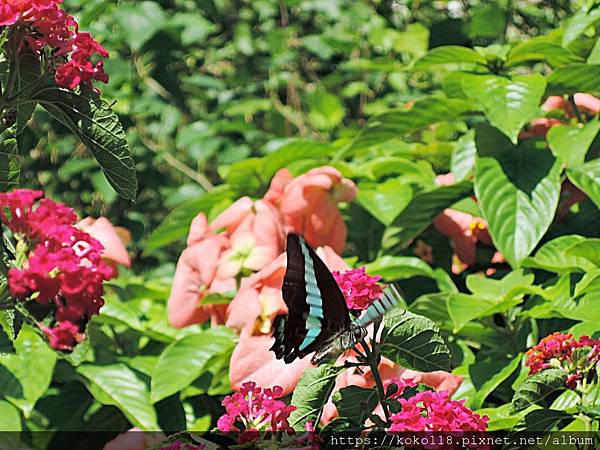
[360,320,391,424]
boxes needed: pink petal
[211,197,254,233]
[77,216,131,267]
[229,334,312,396]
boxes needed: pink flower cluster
[333,266,383,310]
[217,381,296,443]
[0,189,116,351]
[168,166,357,329]
[388,390,488,432]
[0,0,108,90]
[526,332,600,389]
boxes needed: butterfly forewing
[270,234,350,363]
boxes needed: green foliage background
[2,0,600,448]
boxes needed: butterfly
[270,234,404,365]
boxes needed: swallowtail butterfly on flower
[270,234,404,365]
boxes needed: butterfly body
[270,234,403,365]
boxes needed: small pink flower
[332,267,383,310]
[40,321,81,351]
[217,381,296,443]
[321,357,463,426]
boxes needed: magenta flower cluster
[0,0,109,90]
[0,189,116,351]
[332,266,384,310]
[388,390,489,432]
[217,381,296,443]
[526,332,600,389]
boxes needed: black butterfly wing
[270,234,350,363]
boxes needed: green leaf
[566,238,600,266]
[357,178,412,225]
[380,309,450,372]
[34,87,137,200]
[511,369,567,413]
[366,256,434,281]
[451,130,476,182]
[469,4,506,39]
[351,96,474,149]
[113,1,167,51]
[306,90,345,131]
[547,65,600,96]
[513,408,572,432]
[0,125,19,192]
[563,9,600,48]
[414,46,487,68]
[522,235,595,273]
[462,74,547,143]
[0,324,57,417]
[447,294,497,333]
[0,400,21,431]
[382,181,473,253]
[333,386,378,427]
[151,328,235,403]
[288,365,342,430]
[567,159,600,209]
[507,37,583,68]
[474,125,562,267]
[77,363,159,430]
[13,47,42,134]
[144,187,233,252]
[262,140,335,181]
[468,355,522,410]
[547,120,600,168]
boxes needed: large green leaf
[357,178,412,225]
[567,159,600,209]
[462,74,547,143]
[366,255,434,280]
[0,126,19,191]
[151,328,235,403]
[0,324,57,417]
[547,120,600,168]
[566,238,600,266]
[506,37,582,68]
[547,65,600,95]
[513,409,573,432]
[77,363,159,430]
[333,386,378,428]
[0,400,21,431]
[451,129,476,182]
[351,96,474,149]
[474,126,562,267]
[562,9,600,47]
[144,187,233,252]
[522,235,596,273]
[511,369,567,413]
[467,355,522,410]
[414,46,488,68]
[380,309,450,372]
[33,87,137,200]
[382,181,473,253]
[262,140,335,180]
[288,365,342,430]
[13,47,42,134]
